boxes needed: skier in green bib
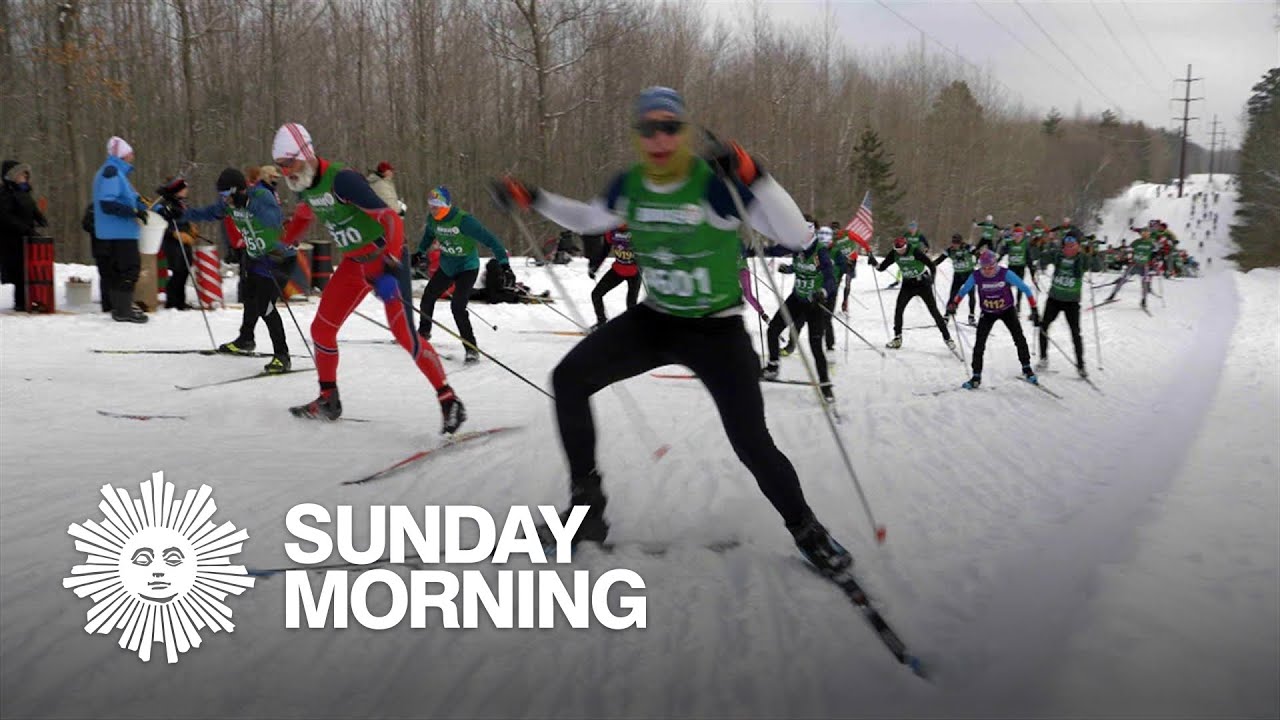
[762,230,838,401]
[413,185,510,363]
[1035,233,1089,377]
[489,86,853,575]
[935,233,977,325]
[874,235,954,350]
[182,167,295,373]
[270,123,465,434]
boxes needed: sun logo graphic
[62,472,255,663]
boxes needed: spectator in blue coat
[92,136,150,323]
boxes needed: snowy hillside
[1,174,1276,718]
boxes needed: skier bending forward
[271,123,465,434]
[491,86,854,575]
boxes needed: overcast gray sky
[704,0,1279,148]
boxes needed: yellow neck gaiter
[633,129,694,185]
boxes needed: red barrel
[195,246,223,309]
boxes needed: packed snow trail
[0,175,1274,718]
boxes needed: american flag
[845,191,874,249]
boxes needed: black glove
[813,287,827,303]
[867,254,877,266]
[778,263,793,274]
[135,208,148,223]
[946,299,958,315]
[410,252,427,270]
[1030,307,1041,326]
[588,263,600,279]
[705,139,764,186]
[488,176,537,212]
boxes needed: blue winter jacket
[92,155,146,241]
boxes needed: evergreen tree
[1043,108,1064,137]
[1099,109,1119,128]
[1230,67,1280,269]
[849,125,905,239]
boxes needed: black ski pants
[821,293,838,350]
[551,303,813,529]
[972,307,1031,376]
[101,239,140,319]
[235,259,293,357]
[590,266,640,323]
[1039,297,1083,367]
[894,277,950,341]
[162,235,193,308]
[419,267,479,347]
[765,293,830,385]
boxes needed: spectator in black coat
[0,160,48,311]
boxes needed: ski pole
[467,305,498,331]
[170,219,217,351]
[705,133,885,545]
[820,303,885,358]
[753,257,766,360]
[1158,267,1167,308]
[1087,268,1104,370]
[500,208,671,461]
[524,294,589,331]
[268,271,316,366]
[868,251,891,342]
[352,308,552,400]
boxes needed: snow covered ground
[1,174,1275,718]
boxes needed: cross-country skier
[413,186,510,363]
[182,168,295,373]
[998,223,1034,314]
[874,235,954,351]
[270,123,465,432]
[833,222,870,314]
[762,233,838,401]
[935,233,977,325]
[815,225,842,351]
[1104,226,1155,309]
[947,249,1040,389]
[587,224,641,328]
[1036,233,1088,377]
[489,86,853,574]
[973,215,1001,253]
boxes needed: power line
[1087,0,1164,99]
[1012,0,1124,112]
[1118,0,1176,80]
[971,1,1087,96]
[873,0,1018,98]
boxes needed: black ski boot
[264,355,291,374]
[761,361,780,381]
[789,512,852,576]
[218,339,255,355]
[290,387,342,420]
[820,382,835,403]
[464,347,480,364]
[537,473,609,552]
[438,385,466,434]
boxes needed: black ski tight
[552,304,813,528]
[590,266,640,323]
[765,293,829,384]
[237,269,289,355]
[893,278,950,340]
[419,267,479,346]
[948,274,974,316]
[1039,298,1083,366]
[162,236,192,308]
[971,307,1030,376]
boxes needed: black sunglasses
[634,119,685,138]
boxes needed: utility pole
[1208,115,1220,181]
[1171,64,1203,198]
